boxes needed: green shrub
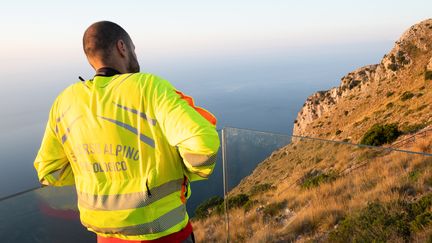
[214,203,225,215]
[348,80,361,90]
[228,194,250,209]
[262,200,287,218]
[250,183,273,195]
[404,109,414,116]
[243,200,258,212]
[416,104,428,111]
[335,130,342,136]
[360,123,401,146]
[411,212,432,231]
[386,102,394,109]
[405,42,421,56]
[402,123,427,134]
[301,170,338,189]
[401,91,415,101]
[196,193,251,218]
[328,202,411,242]
[386,91,395,97]
[313,157,323,163]
[425,71,432,81]
[396,51,410,65]
[408,170,421,182]
[328,193,432,242]
[388,63,398,71]
[194,196,224,219]
[409,193,432,217]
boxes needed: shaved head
[83,21,131,59]
[83,21,140,73]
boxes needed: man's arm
[152,76,220,181]
[34,98,75,186]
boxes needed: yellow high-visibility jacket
[34,72,220,240]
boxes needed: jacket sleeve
[152,76,220,181]
[33,97,75,186]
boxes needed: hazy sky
[1,0,431,75]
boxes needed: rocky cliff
[193,18,432,243]
[294,19,432,141]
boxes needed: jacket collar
[95,67,122,77]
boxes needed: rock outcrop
[293,18,432,137]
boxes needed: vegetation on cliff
[192,18,432,242]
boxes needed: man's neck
[95,67,122,77]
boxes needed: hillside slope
[294,19,432,142]
[192,18,432,242]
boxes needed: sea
[0,41,392,205]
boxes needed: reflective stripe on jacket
[34,73,220,241]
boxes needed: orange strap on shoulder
[175,90,217,126]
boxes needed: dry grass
[412,224,432,242]
[193,22,432,241]
[192,214,226,243]
[193,136,432,242]
[407,135,432,153]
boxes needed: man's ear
[116,40,127,58]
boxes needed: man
[34,21,220,243]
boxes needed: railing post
[221,128,230,243]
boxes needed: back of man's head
[83,21,131,61]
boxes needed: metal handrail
[291,134,432,157]
[0,185,45,202]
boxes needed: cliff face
[294,19,432,140]
[294,64,378,135]
[193,19,432,243]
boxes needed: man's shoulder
[57,81,83,98]
[134,72,165,83]
[131,72,175,90]
[51,80,86,109]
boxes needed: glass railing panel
[191,127,291,242]
[3,126,432,242]
[222,127,292,192]
[0,132,226,242]
[215,130,432,242]
[0,186,95,242]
